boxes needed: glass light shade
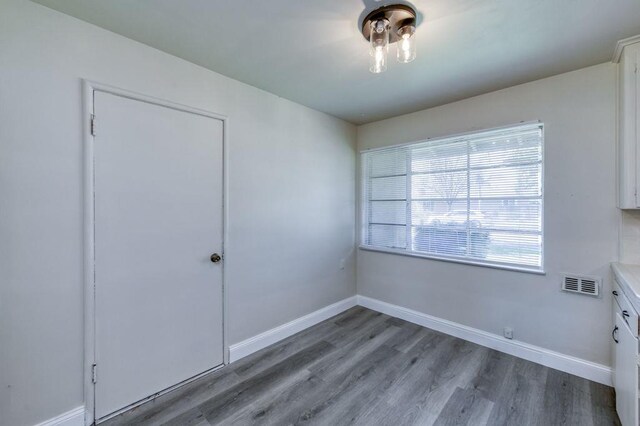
[397,25,416,63]
[369,20,389,74]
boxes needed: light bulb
[371,46,386,74]
[397,25,416,63]
[369,19,389,73]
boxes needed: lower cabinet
[613,302,639,425]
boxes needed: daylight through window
[361,122,544,271]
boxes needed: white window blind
[361,122,544,272]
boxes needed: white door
[614,312,638,426]
[93,90,224,420]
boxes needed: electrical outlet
[503,327,513,340]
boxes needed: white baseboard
[229,296,358,362]
[357,295,612,386]
[34,406,85,426]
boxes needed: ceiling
[32,0,640,124]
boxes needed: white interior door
[93,90,224,420]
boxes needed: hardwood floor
[101,307,620,426]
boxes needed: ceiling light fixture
[361,4,417,74]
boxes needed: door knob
[210,253,222,263]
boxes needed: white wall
[357,63,618,367]
[621,210,640,263]
[0,1,356,425]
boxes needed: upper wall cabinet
[615,36,640,209]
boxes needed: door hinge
[90,114,96,136]
[91,364,97,384]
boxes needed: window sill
[358,245,546,275]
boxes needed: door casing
[82,80,230,425]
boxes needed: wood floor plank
[232,307,365,378]
[162,407,211,426]
[473,349,514,396]
[308,318,400,381]
[199,340,334,423]
[232,308,388,381]
[321,310,390,347]
[433,386,494,426]
[333,306,372,326]
[541,369,597,426]
[222,373,326,426]
[207,368,313,426]
[100,307,620,426]
[332,340,459,426]
[382,319,432,353]
[483,360,547,426]
[101,367,241,426]
[589,381,621,426]
[405,339,489,425]
[355,333,474,426]
[287,344,404,425]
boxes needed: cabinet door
[636,45,640,208]
[636,44,640,208]
[614,312,638,426]
[618,42,640,208]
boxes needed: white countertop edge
[611,262,640,314]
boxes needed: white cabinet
[614,311,639,426]
[616,38,640,209]
[612,277,640,426]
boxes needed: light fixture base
[361,4,417,44]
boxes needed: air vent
[562,274,600,297]
[563,276,579,292]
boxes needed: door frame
[82,80,229,425]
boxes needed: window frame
[359,121,545,275]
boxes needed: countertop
[612,262,640,313]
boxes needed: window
[361,122,544,272]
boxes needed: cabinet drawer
[614,278,640,337]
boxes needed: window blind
[361,122,544,271]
